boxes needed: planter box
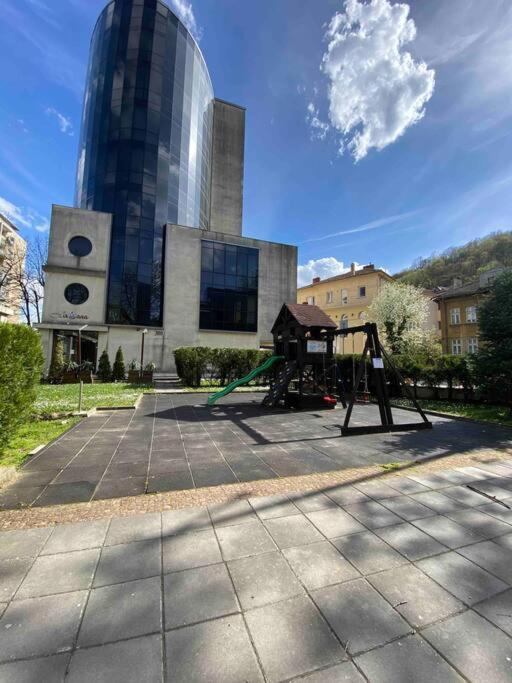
[128,370,154,385]
[62,370,94,384]
[142,371,154,384]
[128,370,140,384]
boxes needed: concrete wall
[209,100,245,237]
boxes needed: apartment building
[0,213,26,323]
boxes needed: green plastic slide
[207,355,285,406]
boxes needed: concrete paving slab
[410,490,469,514]
[343,500,403,529]
[423,610,512,682]
[379,496,437,521]
[283,541,360,590]
[164,563,239,628]
[306,508,366,538]
[42,520,109,555]
[355,634,463,683]
[263,515,324,549]
[0,558,32,602]
[105,512,161,546]
[229,551,303,609]
[289,491,338,512]
[0,653,70,683]
[94,538,161,587]
[473,588,512,637]
[333,531,407,575]
[457,539,512,584]
[216,521,276,561]
[368,564,464,628]
[163,529,221,572]
[312,579,411,655]
[445,508,512,539]
[165,614,263,683]
[324,485,370,506]
[208,500,257,527]
[412,516,485,549]
[78,577,161,647]
[290,661,365,682]
[375,522,448,561]
[0,590,87,661]
[161,507,211,536]
[33,482,96,507]
[417,551,508,605]
[494,532,512,551]
[353,480,402,500]
[249,494,300,519]
[0,527,52,561]
[441,485,492,507]
[67,634,162,683]
[477,503,512,525]
[245,595,345,682]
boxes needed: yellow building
[297,264,393,353]
[0,213,26,323]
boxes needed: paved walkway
[2,461,512,681]
[2,393,511,510]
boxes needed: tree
[48,336,65,382]
[474,271,512,405]
[97,349,112,382]
[368,282,431,354]
[112,346,126,381]
[0,236,47,325]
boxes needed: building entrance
[53,330,99,369]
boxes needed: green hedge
[0,323,44,454]
[174,347,272,387]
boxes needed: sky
[1,0,512,287]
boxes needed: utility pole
[140,328,148,382]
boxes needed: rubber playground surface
[2,392,511,511]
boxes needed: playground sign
[307,340,327,353]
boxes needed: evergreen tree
[48,336,64,382]
[112,346,126,381]
[97,349,112,382]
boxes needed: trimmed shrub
[48,335,65,383]
[112,346,126,381]
[97,349,112,382]
[174,347,272,387]
[0,323,44,454]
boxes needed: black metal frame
[334,323,432,436]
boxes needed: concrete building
[37,0,296,372]
[0,213,26,323]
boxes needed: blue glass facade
[76,0,214,326]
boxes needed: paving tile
[410,490,468,514]
[0,591,87,661]
[163,529,221,572]
[161,506,211,535]
[102,461,149,479]
[0,604,6,618]
[353,480,401,500]
[249,494,300,519]
[343,500,403,529]
[67,634,162,683]
[379,495,436,522]
[477,503,512,525]
[164,563,238,628]
[0,527,52,561]
[385,477,430,495]
[42,519,109,555]
[407,473,459,489]
[216,521,276,560]
[229,551,303,609]
[324,484,370,506]
[290,661,365,682]
[192,466,238,487]
[306,508,366,538]
[94,538,161,587]
[93,476,147,500]
[78,577,161,647]
[495,532,512,551]
[473,588,512,637]
[289,491,338,512]
[458,539,512,584]
[16,548,100,599]
[333,531,407,575]
[0,557,32,602]
[147,472,194,492]
[471,479,512,500]
[445,508,512,540]
[368,564,464,628]
[263,515,324,549]
[412,516,485,549]
[441,485,492,507]
[165,614,263,683]
[33,482,96,507]
[283,541,360,590]
[375,522,448,561]
[245,595,344,682]
[105,512,161,546]
[423,610,512,682]
[312,579,411,655]
[355,634,463,683]
[417,551,507,605]
[208,500,257,527]
[52,466,105,484]
[0,653,70,682]
[0,485,47,509]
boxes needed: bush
[0,323,44,454]
[112,347,126,381]
[48,335,65,383]
[97,349,112,382]
[174,347,272,387]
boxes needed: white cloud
[319,0,435,161]
[298,257,362,287]
[0,196,49,232]
[169,0,201,41]
[306,102,330,141]
[302,209,418,244]
[45,107,74,135]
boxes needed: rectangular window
[466,306,477,323]
[341,289,348,305]
[200,241,259,332]
[451,338,463,355]
[307,296,315,305]
[326,291,333,304]
[467,338,479,354]
[450,308,461,325]
[359,286,366,298]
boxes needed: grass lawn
[0,417,81,468]
[393,398,512,428]
[35,382,153,417]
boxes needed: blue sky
[1,0,511,286]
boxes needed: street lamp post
[78,324,88,366]
[140,329,148,382]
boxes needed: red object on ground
[323,395,337,406]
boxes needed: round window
[64,283,89,305]
[68,236,92,257]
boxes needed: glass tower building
[75,0,214,326]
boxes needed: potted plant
[142,362,156,384]
[62,361,79,384]
[78,361,94,384]
[127,359,140,384]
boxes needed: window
[200,241,259,332]
[307,296,315,306]
[359,311,368,321]
[359,286,366,298]
[340,315,349,330]
[68,236,92,257]
[326,291,333,304]
[467,338,479,354]
[64,283,89,305]
[341,289,348,305]
[451,338,463,355]
[450,308,461,325]
[466,306,477,323]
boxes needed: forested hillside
[395,231,512,288]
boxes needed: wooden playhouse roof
[272,303,337,332]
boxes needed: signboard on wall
[307,340,327,353]
[50,312,89,321]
